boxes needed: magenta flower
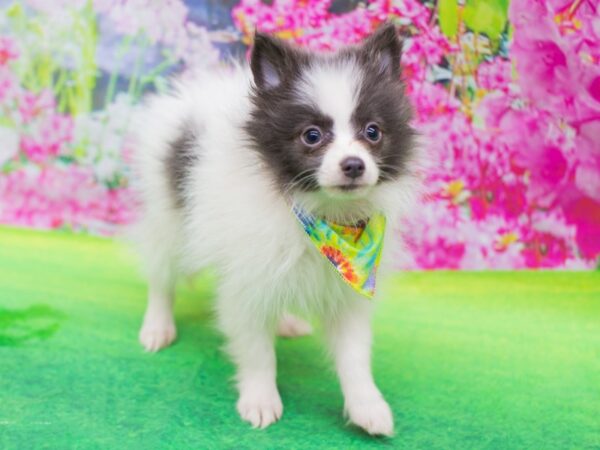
[521,231,570,268]
[563,196,600,260]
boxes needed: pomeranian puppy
[132,23,417,436]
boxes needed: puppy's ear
[359,22,402,79]
[250,32,302,90]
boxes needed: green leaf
[463,0,509,40]
[439,0,459,39]
[6,2,23,20]
[0,117,13,127]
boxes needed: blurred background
[0,0,598,270]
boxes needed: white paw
[345,393,394,436]
[139,315,176,352]
[237,384,283,429]
[277,314,312,338]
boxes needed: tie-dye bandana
[293,206,386,298]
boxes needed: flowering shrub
[0,0,217,233]
[0,0,598,269]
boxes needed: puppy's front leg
[217,290,282,429]
[326,300,394,436]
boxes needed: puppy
[132,23,417,436]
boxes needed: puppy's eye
[364,123,382,143]
[302,127,323,146]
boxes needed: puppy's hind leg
[137,216,179,352]
[139,282,176,352]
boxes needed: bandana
[293,206,386,298]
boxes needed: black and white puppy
[132,23,417,436]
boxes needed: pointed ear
[250,32,300,90]
[360,23,402,79]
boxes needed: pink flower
[0,165,135,234]
[20,114,74,164]
[514,36,574,102]
[0,67,20,104]
[391,0,432,26]
[477,60,513,92]
[0,37,18,65]
[18,90,55,124]
[233,0,393,51]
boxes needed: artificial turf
[0,226,599,450]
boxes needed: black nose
[340,157,365,179]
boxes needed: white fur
[130,61,418,436]
[277,313,313,338]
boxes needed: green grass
[1,226,599,450]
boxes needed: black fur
[353,25,416,181]
[246,33,327,191]
[358,22,402,79]
[165,121,201,207]
[245,23,415,193]
[250,32,310,91]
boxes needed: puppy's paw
[277,314,312,338]
[237,385,283,429]
[139,315,176,352]
[345,393,394,437]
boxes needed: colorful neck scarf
[293,206,386,298]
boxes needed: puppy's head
[246,24,415,215]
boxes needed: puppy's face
[246,24,415,206]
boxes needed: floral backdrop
[0,0,599,269]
